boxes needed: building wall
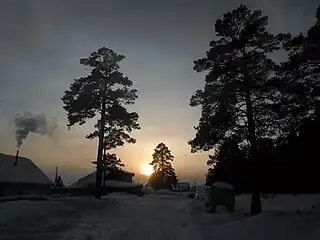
[174,182,190,191]
[104,171,134,183]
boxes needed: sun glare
[142,164,153,176]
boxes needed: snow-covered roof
[0,153,52,185]
[70,168,135,188]
[70,171,111,188]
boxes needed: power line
[59,151,93,169]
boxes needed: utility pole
[54,166,58,187]
[95,81,106,199]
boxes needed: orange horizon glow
[141,164,153,176]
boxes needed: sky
[0,0,318,185]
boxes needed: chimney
[14,150,19,166]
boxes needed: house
[70,167,135,188]
[69,167,143,195]
[104,167,135,182]
[172,182,190,192]
[0,153,53,197]
[70,170,107,189]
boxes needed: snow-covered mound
[0,200,76,225]
[262,194,320,213]
[201,211,320,240]
[191,194,320,239]
[0,197,120,239]
[191,194,320,215]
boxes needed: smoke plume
[14,111,58,148]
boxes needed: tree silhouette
[61,47,140,199]
[102,152,125,170]
[189,5,287,215]
[206,137,246,188]
[148,143,178,189]
[279,5,320,132]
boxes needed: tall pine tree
[61,47,140,199]
[189,5,287,215]
[148,143,178,189]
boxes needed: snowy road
[1,194,320,240]
[60,194,320,240]
[61,194,204,240]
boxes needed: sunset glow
[142,164,153,176]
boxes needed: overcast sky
[0,0,318,184]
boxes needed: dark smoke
[14,111,58,148]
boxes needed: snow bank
[0,199,79,239]
[0,196,120,240]
[190,194,320,218]
[201,211,320,240]
[0,200,77,226]
[262,194,320,213]
[192,194,320,239]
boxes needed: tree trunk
[245,88,262,215]
[102,144,107,194]
[95,97,106,199]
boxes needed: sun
[142,164,153,176]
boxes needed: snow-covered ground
[1,193,320,239]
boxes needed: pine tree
[148,143,178,189]
[189,5,287,215]
[206,137,246,187]
[280,5,320,132]
[61,47,140,199]
[102,152,125,170]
